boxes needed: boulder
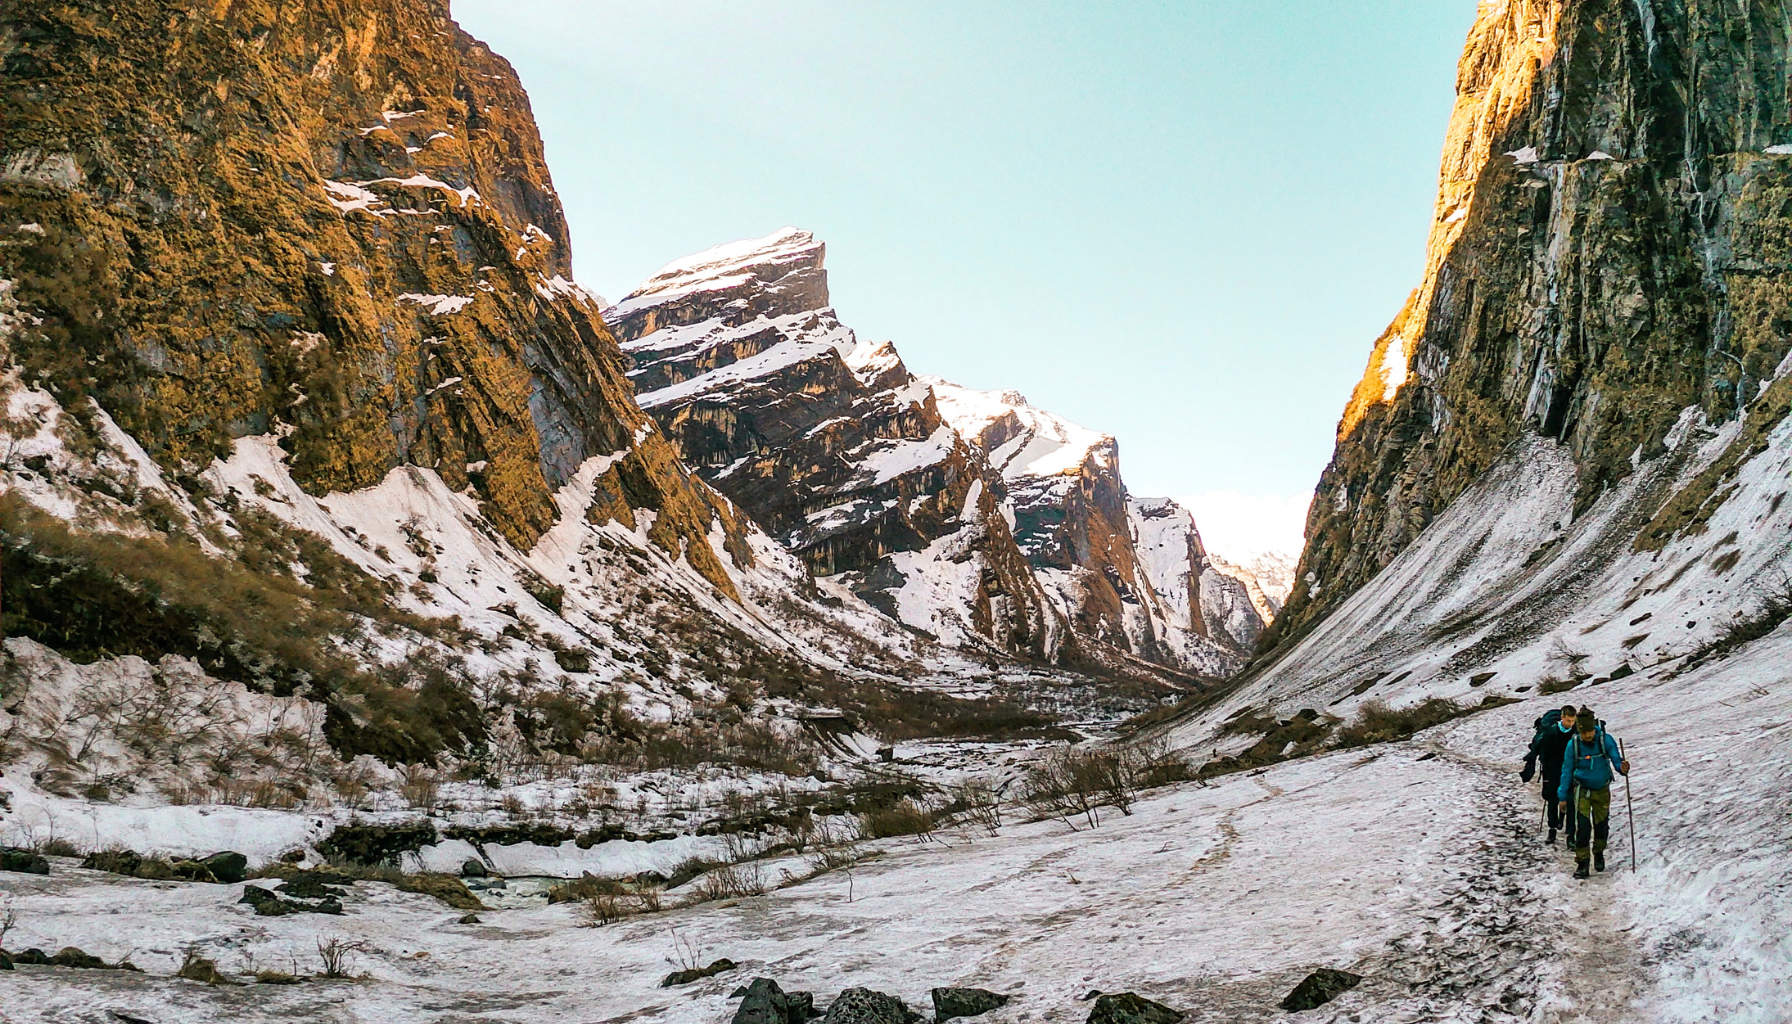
[733,977,809,1024]
[81,850,143,876]
[275,874,348,900]
[461,858,489,878]
[1086,992,1184,1024]
[1279,968,1362,1011]
[932,988,1009,1021]
[821,987,914,1024]
[51,947,109,969]
[239,884,342,916]
[315,822,439,867]
[201,851,248,884]
[0,848,49,875]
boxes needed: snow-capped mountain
[605,229,1063,659]
[608,231,1263,678]
[926,378,1267,673]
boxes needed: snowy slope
[1167,400,1792,738]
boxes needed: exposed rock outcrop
[1274,0,1792,645]
[0,0,747,593]
[609,230,1063,657]
[928,379,1265,674]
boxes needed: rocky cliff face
[4,2,1106,785]
[0,0,747,592]
[607,230,1064,657]
[1271,0,1792,649]
[925,379,1265,674]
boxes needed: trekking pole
[1620,738,1637,872]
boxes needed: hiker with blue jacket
[1557,707,1630,879]
[1521,704,1579,846]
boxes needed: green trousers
[1570,785,1612,864]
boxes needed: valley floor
[0,626,1786,1024]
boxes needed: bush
[1332,696,1513,749]
[579,885,663,927]
[316,936,366,979]
[858,799,934,840]
[546,873,626,905]
[679,862,767,904]
[177,946,230,985]
[1024,747,1130,829]
[942,780,1003,836]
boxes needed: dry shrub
[316,936,367,978]
[680,862,766,905]
[178,946,229,985]
[1332,698,1479,748]
[1025,747,1131,828]
[32,837,81,858]
[858,799,934,840]
[546,873,625,905]
[945,780,1003,836]
[398,765,439,810]
[580,886,664,927]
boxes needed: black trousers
[1540,777,1565,832]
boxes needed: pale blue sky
[454,1,1477,537]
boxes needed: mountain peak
[609,227,823,318]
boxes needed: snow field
[12,653,1782,1023]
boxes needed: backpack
[1530,708,1563,746]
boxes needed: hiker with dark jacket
[1522,704,1578,846]
[1557,708,1630,879]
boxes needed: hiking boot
[1573,863,1591,879]
[1547,828,1557,845]
[1594,851,1606,872]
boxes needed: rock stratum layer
[1272,0,1792,647]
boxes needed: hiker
[1557,707,1630,879]
[1521,704,1578,846]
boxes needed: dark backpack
[1530,708,1562,746]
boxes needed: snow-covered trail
[3,628,1786,1023]
[0,720,1638,1023]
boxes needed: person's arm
[1609,735,1629,775]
